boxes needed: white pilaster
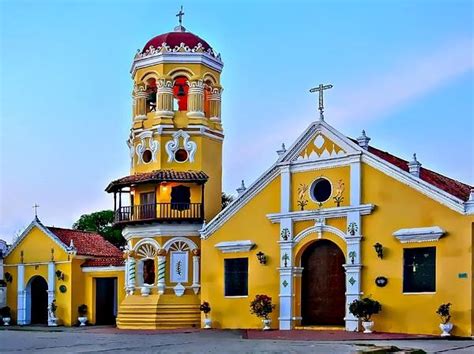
[345,210,362,331]
[350,159,361,206]
[17,264,26,325]
[191,255,200,294]
[278,217,294,330]
[280,165,291,213]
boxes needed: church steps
[116,294,201,329]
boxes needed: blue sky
[1,0,473,242]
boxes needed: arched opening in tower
[172,76,189,111]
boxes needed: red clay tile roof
[81,257,124,268]
[106,169,209,192]
[47,227,123,258]
[366,145,472,201]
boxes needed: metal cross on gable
[32,203,40,219]
[176,5,185,26]
[309,83,333,121]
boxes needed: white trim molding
[267,204,374,223]
[214,240,255,253]
[82,266,125,273]
[393,226,445,243]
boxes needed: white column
[157,255,166,295]
[187,80,205,118]
[47,262,57,326]
[278,217,294,330]
[17,264,26,325]
[192,254,200,294]
[344,210,362,331]
[127,257,136,295]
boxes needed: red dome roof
[142,31,212,53]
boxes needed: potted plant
[349,297,382,333]
[78,304,88,326]
[436,303,453,337]
[0,306,11,326]
[200,301,212,329]
[250,294,275,330]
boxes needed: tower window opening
[142,149,152,163]
[204,81,212,118]
[145,78,157,113]
[174,149,188,162]
[173,76,189,111]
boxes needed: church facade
[1,17,473,336]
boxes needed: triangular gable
[5,218,69,258]
[279,120,361,163]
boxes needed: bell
[177,84,186,97]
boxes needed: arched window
[172,76,189,111]
[145,78,157,113]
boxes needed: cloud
[330,37,474,123]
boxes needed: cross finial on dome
[174,5,186,32]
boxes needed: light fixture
[373,243,383,259]
[161,181,168,191]
[256,251,267,265]
[55,270,65,281]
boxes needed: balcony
[114,202,204,225]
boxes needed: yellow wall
[4,225,125,327]
[291,166,350,211]
[360,163,473,336]
[201,176,281,329]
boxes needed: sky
[0,0,473,243]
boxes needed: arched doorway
[301,239,345,326]
[29,276,48,324]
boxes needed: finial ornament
[236,180,247,196]
[32,203,40,220]
[309,83,333,121]
[174,5,186,32]
[276,143,287,156]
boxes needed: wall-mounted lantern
[4,272,12,283]
[373,243,384,259]
[55,270,65,281]
[256,251,267,265]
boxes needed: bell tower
[106,11,224,329]
[111,13,224,221]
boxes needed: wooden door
[301,240,345,326]
[139,192,156,219]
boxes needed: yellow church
[1,14,473,337]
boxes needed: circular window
[142,150,152,163]
[310,178,332,203]
[174,149,188,162]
